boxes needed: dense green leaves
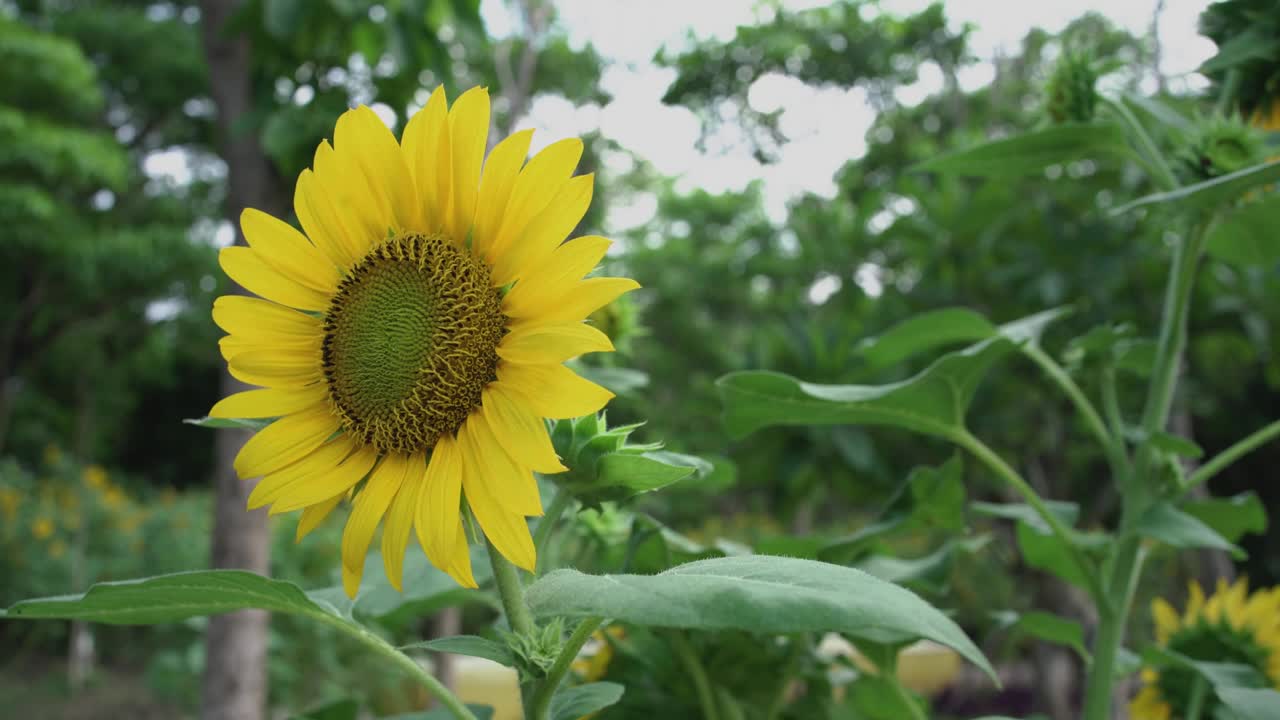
[525,555,996,680]
[1217,688,1280,720]
[914,123,1133,177]
[1205,198,1280,266]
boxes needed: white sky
[483,0,1217,229]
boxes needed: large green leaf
[719,336,1013,441]
[525,555,996,681]
[996,610,1088,661]
[1182,492,1268,544]
[1205,198,1280,267]
[384,707,494,720]
[914,123,1133,177]
[402,636,515,668]
[1218,688,1280,720]
[1136,503,1239,554]
[549,682,625,720]
[1112,159,1280,216]
[858,308,996,369]
[3,570,334,624]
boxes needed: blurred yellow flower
[1130,579,1280,719]
[0,487,20,520]
[103,486,125,509]
[83,465,108,490]
[43,444,61,466]
[32,517,54,540]
[1253,99,1280,132]
[49,539,67,559]
[572,625,625,682]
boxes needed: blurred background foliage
[0,0,1276,718]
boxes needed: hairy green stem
[1182,418,1280,495]
[1083,222,1209,720]
[311,612,478,720]
[487,539,536,637]
[528,616,604,720]
[1105,97,1179,191]
[533,490,575,575]
[1025,344,1128,478]
[670,630,721,720]
[954,431,1104,600]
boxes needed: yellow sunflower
[209,86,638,597]
[1130,578,1280,720]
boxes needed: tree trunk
[198,2,279,719]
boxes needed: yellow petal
[444,520,477,588]
[497,321,613,365]
[1152,598,1180,644]
[342,455,408,598]
[213,295,321,340]
[1185,581,1205,623]
[267,445,378,514]
[229,349,322,388]
[401,86,451,235]
[335,106,420,233]
[481,385,566,474]
[240,208,339,293]
[295,168,365,268]
[472,129,534,258]
[464,409,543,515]
[497,361,614,419]
[491,174,594,286]
[296,492,344,542]
[416,434,463,573]
[234,405,340,479]
[312,140,385,257]
[446,87,490,242]
[382,453,427,591]
[511,277,640,326]
[502,235,612,319]
[458,420,536,571]
[219,246,332,312]
[209,386,327,418]
[248,434,359,509]
[486,137,582,262]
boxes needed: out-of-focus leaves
[1182,492,1268,544]
[915,124,1134,177]
[1113,159,1280,215]
[1205,198,1280,266]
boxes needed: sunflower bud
[549,413,708,507]
[1044,49,1100,125]
[1179,114,1266,181]
[501,617,564,681]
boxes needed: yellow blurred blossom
[82,465,108,490]
[32,517,54,540]
[49,539,67,559]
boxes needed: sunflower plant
[0,87,999,720]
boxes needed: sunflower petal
[497,321,613,365]
[496,361,614,419]
[267,445,378,514]
[481,385,566,474]
[240,208,339,293]
[473,129,534,258]
[491,174,594,286]
[502,235,612,318]
[511,277,640,326]
[313,140,386,257]
[342,455,408,598]
[417,435,463,574]
[382,453,427,591]
[228,349,322,388]
[210,386,327,418]
[335,106,420,233]
[295,168,365,268]
[296,492,345,542]
[213,295,321,340]
[248,434,359,509]
[487,137,583,261]
[402,86,451,234]
[234,405,340,479]
[447,87,490,242]
[458,420,536,571]
[219,246,331,312]
[445,520,477,588]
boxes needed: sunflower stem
[527,616,604,720]
[1186,675,1208,720]
[533,490,575,575]
[669,630,721,720]
[486,539,536,638]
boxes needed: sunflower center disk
[322,234,505,454]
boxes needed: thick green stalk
[309,611,478,720]
[487,539,536,637]
[1082,222,1208,720]
[954,431,1104,600]
[670,631,721,720]
[527,616,604,720]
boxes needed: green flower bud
[501,617,564,681]
[1044,49,1100,125]
[1179,114,1265,181]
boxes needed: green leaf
[182,416,271,431]
[291,698,359,720]
[1205,198,1280,267]
[1001,610,1088,660]
[1136,502,1239,554]
[401,636,514,668]
[598,452,699,491]
[383,707,494,720]
[1182,492,1268,544]
[1015,522,1099,590]
[264,0,307,39]
[817,516,910,564]
[908,455,966,531]
[719,336,1014,441]
[1112,159,1280,216]
[1147,431,1205,459]
[575,365,649,395]
[858,536,989,590]
[337,547,495,624]
[1217,688,1280,720]
[858,308,996,369]
[914,123,1133,177]
[525,555,996,682]
[1199,29,1280,74]
[848,674,924,720]
[972,500,1080,533]
[549,682,625,720]
[3,570,334,624]
[1144,647,1267,690]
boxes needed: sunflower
[1130,579,1280,720]
[209,86,637,597]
